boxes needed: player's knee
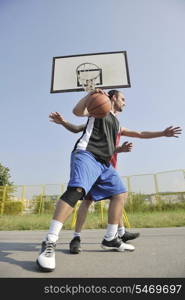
[60,187,85,208]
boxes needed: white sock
[46,220,63,243]
[73,232,81,238]
[104,224,118,241]
[118,226,125,237]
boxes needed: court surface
[0,227,185,278]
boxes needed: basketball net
[76,62,101,92]
[80,79,95,92]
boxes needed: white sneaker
[121,242,135,251]
[101,236,135,252]
[36,240,56,272]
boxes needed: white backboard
[50,51,131,93]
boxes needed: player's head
[108,90,126,112]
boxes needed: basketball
[86,92,111,118]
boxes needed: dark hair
[108,90,119,99]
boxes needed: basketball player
[49,111,140,254]
[36,89,182,272]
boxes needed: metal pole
[153,173,160,203]
[1,186,7,216]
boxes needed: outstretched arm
[49,112,85,133]
[120,126,182,139]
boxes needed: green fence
[0,169,185,228]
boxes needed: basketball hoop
[76,62,102,92]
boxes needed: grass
[127,210,185,228]
[0,209,185,230]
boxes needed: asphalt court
[0,227,185,278]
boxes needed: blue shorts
[68,150,127,201]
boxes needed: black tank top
[73,112,120,164]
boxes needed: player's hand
[49,112,66,125]
[119,141,133,152]
[89,88,109,97]
[163,126,182,138]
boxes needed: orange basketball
[86,92,111,118]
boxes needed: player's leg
[90,164,135,252]
[36,187,84,272]
[118,198,140,242]
[74,199,92,234]
[118,216,140,242]
[69,198,93,254]
[36,150,102,272]
[101,192,134,251]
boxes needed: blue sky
[0,0,185,186]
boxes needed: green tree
[0,163,13,186]
[0,163,17,215]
